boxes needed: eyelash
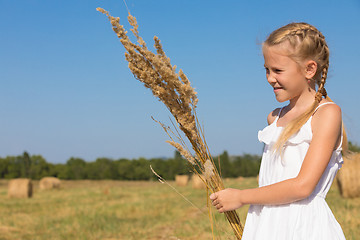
[264,68,282,73]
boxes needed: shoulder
[267,107,282,125]
[311,101,342,136]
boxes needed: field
[0,177,358,240]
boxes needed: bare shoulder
[311,102,342,135]
[267,107,282,125]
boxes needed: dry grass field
[0,177,358,240]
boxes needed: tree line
[1,141,358,181]
[0,150,261,180]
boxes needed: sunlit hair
[263,22,348,155]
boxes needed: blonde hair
[263,22,348,154]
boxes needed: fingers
[210,193,218,206]
[210,192,225,213]
[215,201,222,209]
[214,202,225,213]
[210,195,222,210]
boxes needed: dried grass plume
[97,7,243,239]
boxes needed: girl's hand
[209,188,243,213]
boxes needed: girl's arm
[210,104,342,213]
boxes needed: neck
[288,88,317,111]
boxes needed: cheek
[293,74,307,88]
[283,72,304,88]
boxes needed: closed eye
[264,65,282,74]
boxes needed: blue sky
[1,0,359,163]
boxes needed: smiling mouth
[273,87,283,90]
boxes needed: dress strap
[277,107,284,118]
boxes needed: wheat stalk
[96,7,244,239]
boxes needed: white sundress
[241,102,346,240]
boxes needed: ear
[304,60,317,79]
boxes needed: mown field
[0,177,358,240]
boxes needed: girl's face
[262,43,310,103]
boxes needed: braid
[286,24,330,103]
[287,24,324,42]
[315,63,329,102]
[315,36,329,102]
[264,22,348,156]
[264,22,333,156]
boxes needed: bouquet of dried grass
[96,7,244,239]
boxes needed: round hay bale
[237,176,244,182]
[175,175,189,186]
[336,153,360,198]
[223,178,231,183]
[8,178,32,198]
[39,177,61,190]
[192,174,206,189]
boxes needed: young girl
[210,22,347,239]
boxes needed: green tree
[149,158,169,180]
[23,151,31,178]
[86,158,118,179]
[132,157,152,180]
[4,156,23,179]
[29,155,50,179]
[0,157,10,178]
[116,158,135,180]
[50,163,68,179]
[232,154,261,177]
[219,150,233,178]
[66,157,87,179]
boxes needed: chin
[274,95,289,103]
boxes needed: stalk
[97,7,244,239]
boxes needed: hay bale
[192,174,206,189]
[39,177,61,190]
[336,153,360,198]
[237,176,244,182]
[175,175,189,186]
[223,178,231,183]
[8,178,32,198]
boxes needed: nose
[267,71,276,85]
